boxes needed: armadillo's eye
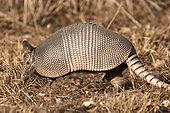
[26,61,30,65]
[24,53,31,59]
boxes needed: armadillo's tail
[126,54,170,90]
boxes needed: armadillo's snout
[21,62,35,76]
[20,53,35,76]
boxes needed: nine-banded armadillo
[21,22,170,90]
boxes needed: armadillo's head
[21,39,35,76]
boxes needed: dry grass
[0,0,170,113]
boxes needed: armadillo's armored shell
[34,23,133,77]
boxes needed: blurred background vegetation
[0,0,170,34]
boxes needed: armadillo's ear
[22,39,34,52]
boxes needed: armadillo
[22,22,170,90]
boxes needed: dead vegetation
[0,0,170,113]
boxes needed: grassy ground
[0,0,170,113]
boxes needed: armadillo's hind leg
[110,75,128,92]
[103,62,129,91]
